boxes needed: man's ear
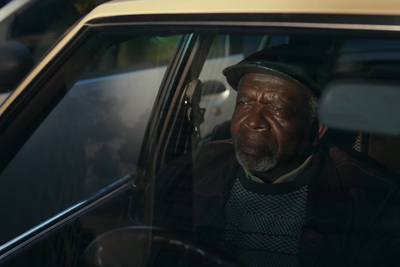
[313,123,328,145]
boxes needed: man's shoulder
[193,139,239,196]
[195,139,235,164]
[313,143,400,190]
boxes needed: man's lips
[238,140,268,155]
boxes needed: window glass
[0,32,180,245]
[199,34,266,138]
[144,33,400,267]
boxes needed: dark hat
[222,44,331,96]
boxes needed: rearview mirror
[318,80,400,136]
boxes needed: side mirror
[0,40,34,93]
[318,79,400,136]
[200,80,230,105]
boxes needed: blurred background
[0,0,110,96]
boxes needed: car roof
[85,0,400,20]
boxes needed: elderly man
[151,44,400,267]
[212,46,328,266]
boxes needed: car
[0,0,399,266]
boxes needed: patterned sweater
[218,167,309,267]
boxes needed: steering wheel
[84,225,242,267]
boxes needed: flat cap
[222,44,331,96]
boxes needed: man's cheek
[230,121,241,139]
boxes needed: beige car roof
[86,0,400,20]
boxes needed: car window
[0,32,180,245]
[144,33,400,267]
[199,35,269,137]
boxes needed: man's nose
[246,107,271,131]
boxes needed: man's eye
[269,105,286,115]
[237,101,249,106]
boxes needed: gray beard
[235,149,278,172]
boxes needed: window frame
[0,25,196,260]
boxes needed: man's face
[230,73,317,173]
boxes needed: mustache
[233,131,278,157]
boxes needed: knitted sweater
[218,167,309,266]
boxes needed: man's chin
[235,151,278,172]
